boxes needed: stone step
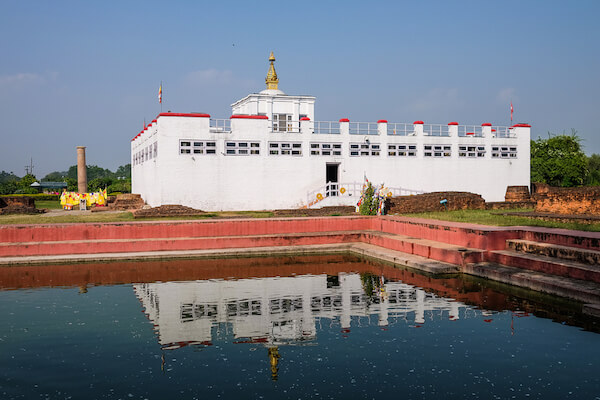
[507,239,600,265]
[521,228,600,251]
[486,250,600,284]
[0,229,483,269]
[463,262,600,305]
[0,231,365,258]
[364,231,484,266]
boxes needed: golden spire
[265,51,279,90]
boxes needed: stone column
[77,146,87,193]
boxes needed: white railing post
[413,120,424,136]
[447,122,458,137]
[481,123,492,138]
[339,118,350,136]
[378,120,388,157]
[300,117,311,135]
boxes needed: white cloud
[496,88,517,104]
[0,72,44,86]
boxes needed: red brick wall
[533,184,600,215]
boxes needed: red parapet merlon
[481,123,492,126]
[512,123,531,128]
[230,115,269,120]
[377,119,388,123]
[159,112,211,118]
[339,118,350,122]
[414,120,424,124]
[300,117,311,121]
[448,122,459,126]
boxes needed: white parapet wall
[131,112,530,211]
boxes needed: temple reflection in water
[134,273,466,350]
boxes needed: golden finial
[265,51,279,90]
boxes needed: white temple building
[131,52,531,211]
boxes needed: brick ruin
[0,196,40,215]
[533,183,600,215]
[386,192,486,214]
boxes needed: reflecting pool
[1,254,599,399]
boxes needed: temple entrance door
[326,163,339,197]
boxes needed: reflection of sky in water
[0,273,599,399]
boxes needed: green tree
[0,171,19,184]
[65,177,77,192]
[16,174,38,194]
[359,182,378,215]
[586,154,600,186]
[42,171,67,182]
[530,131,588,187]
[0,181,18,195]
[67,165,114,181]
[115,164,131,180]
[88,177,114,192]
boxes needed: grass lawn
[35,200,62,209]
[398,208,600,232]
[0,212,136,225]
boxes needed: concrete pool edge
[1,216,599,315]
[1,240,599,316]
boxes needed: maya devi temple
[131,53,531,211]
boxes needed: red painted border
[300,117,311,121]
[448,122,459,126]
[230,115,269,120]
[377,119,388,123]
[414,120,424,124]
[339,118,350,122]
[159,112,211,118]
[512,123,531,128]
[481,123,492,126]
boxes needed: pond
[0,254,599,399]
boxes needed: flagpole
[160,81,163,113]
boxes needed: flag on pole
[510,101,513,122]
[158,84,162,104]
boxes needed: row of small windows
[424,145,452,158]
[174,140,518,158]
[134,142,157,165]
[388,144,417,157]
[492,146,518,158]
[269,141,302,156]
[180,140,216,154]
[225,141,260,155]
[350,143,380,156]
[459,145,486,158]
[310,142,342,156]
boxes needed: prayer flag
[158,84,162,104]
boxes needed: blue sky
[1,0,599,177]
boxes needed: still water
[0,254,599,399]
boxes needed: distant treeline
[0,164,131,195]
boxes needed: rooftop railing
[387,123,413,136]
[492,126,516,138]
[423,124,450,137]
[271,121,301,133]
[349,122,379,135]
[313,121,340,134]
[458,125,483,137]
[210,119,231,133]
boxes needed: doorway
[326,163,339,197]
